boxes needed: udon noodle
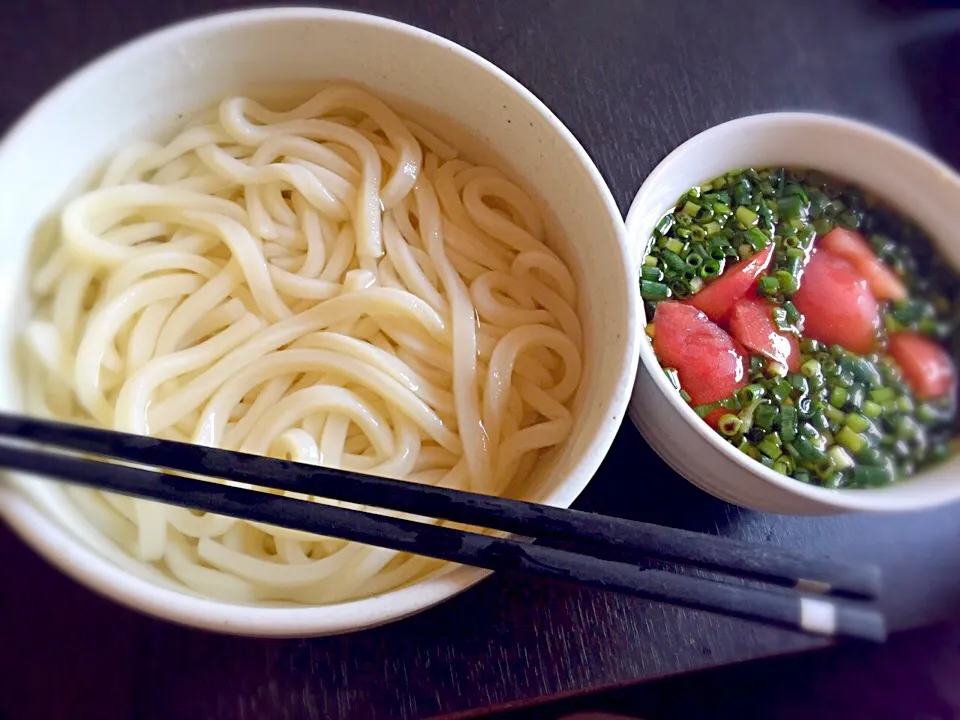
[23,84,583,604]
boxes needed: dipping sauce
[642,167,958,488]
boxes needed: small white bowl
[0,8,639,636]
[627,112,960,515]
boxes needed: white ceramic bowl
[0,8,639,636]
[627,112,960,515]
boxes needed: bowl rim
[627,111,960,513]
[0,6,639,635]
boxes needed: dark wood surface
[2,1,960,719]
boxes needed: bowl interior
[0,8,637,634]
[627,113,960,512]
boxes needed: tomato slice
[703,407,729,430]
[792,249,880,354]
[687,244,773,322]
[653,300,748,405]
[887,332,956,400]
[728,295,801,373]
[821,228,907,302]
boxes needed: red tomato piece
[653,301,748,405]
[888,332,956,400]
[728,296,801,373]
[703,407,729,430]
[792,249,880,354]
[821,228,907,302]
[687,244,774,322]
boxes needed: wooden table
[2,1,960,719]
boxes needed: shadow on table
[856,0,960,168]
[473,620,960,720]
[570,421,741,536]
[898,31,960,171]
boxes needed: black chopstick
[0,413,880,599]
[0,440,885,641]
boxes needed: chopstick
[0,440,884,641]
[0,413,880,599]
[0,416,886,641]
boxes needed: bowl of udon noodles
[0,8,638,635]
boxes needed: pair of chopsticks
[0,413,885,641]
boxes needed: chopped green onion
[681,201,700,217]
[735,206,758,227]
[661,249,687,274]
[824,404,846,424]
[758,275,780,295]
[835,426,866,454]
[685,253,703,269]
[757,432,783,459]
[772,307,789,331]
[700,259,722,278]
[851,358,883,387]
[770,379,792,402]
[845,413,870,433]
[916,403,942,424]
[862,400,883,419]
[663,368,681,390]
[640,280,671,301]
[829,387,848,408]
[774,269,798,295]
[767,359,788,377]
[794,436,827,462]
[779,405,797,442]
[828,446,854,471]
[869,387,896,403]
[790,374,809,396]
[745,227,769,250]
[654,214,673,235]
[665,237,685,255]
[894,416,921,441]
[821,470,842,489]
[641,266,663,282]
[929,442,950,464]
[800,359,821,378]
[718,414,742,436]
[777,195,804,220]
[643,254,659,267]
[845,384,865,411]
[733,178,752,205]
[851,465,894,487]
[856,446,885,466]
[694,404,717,418]
[811,408,830,431]
[772,458,793,475]
[755,403,778,430]
[813,218,834,235]
[783,301,802,325]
